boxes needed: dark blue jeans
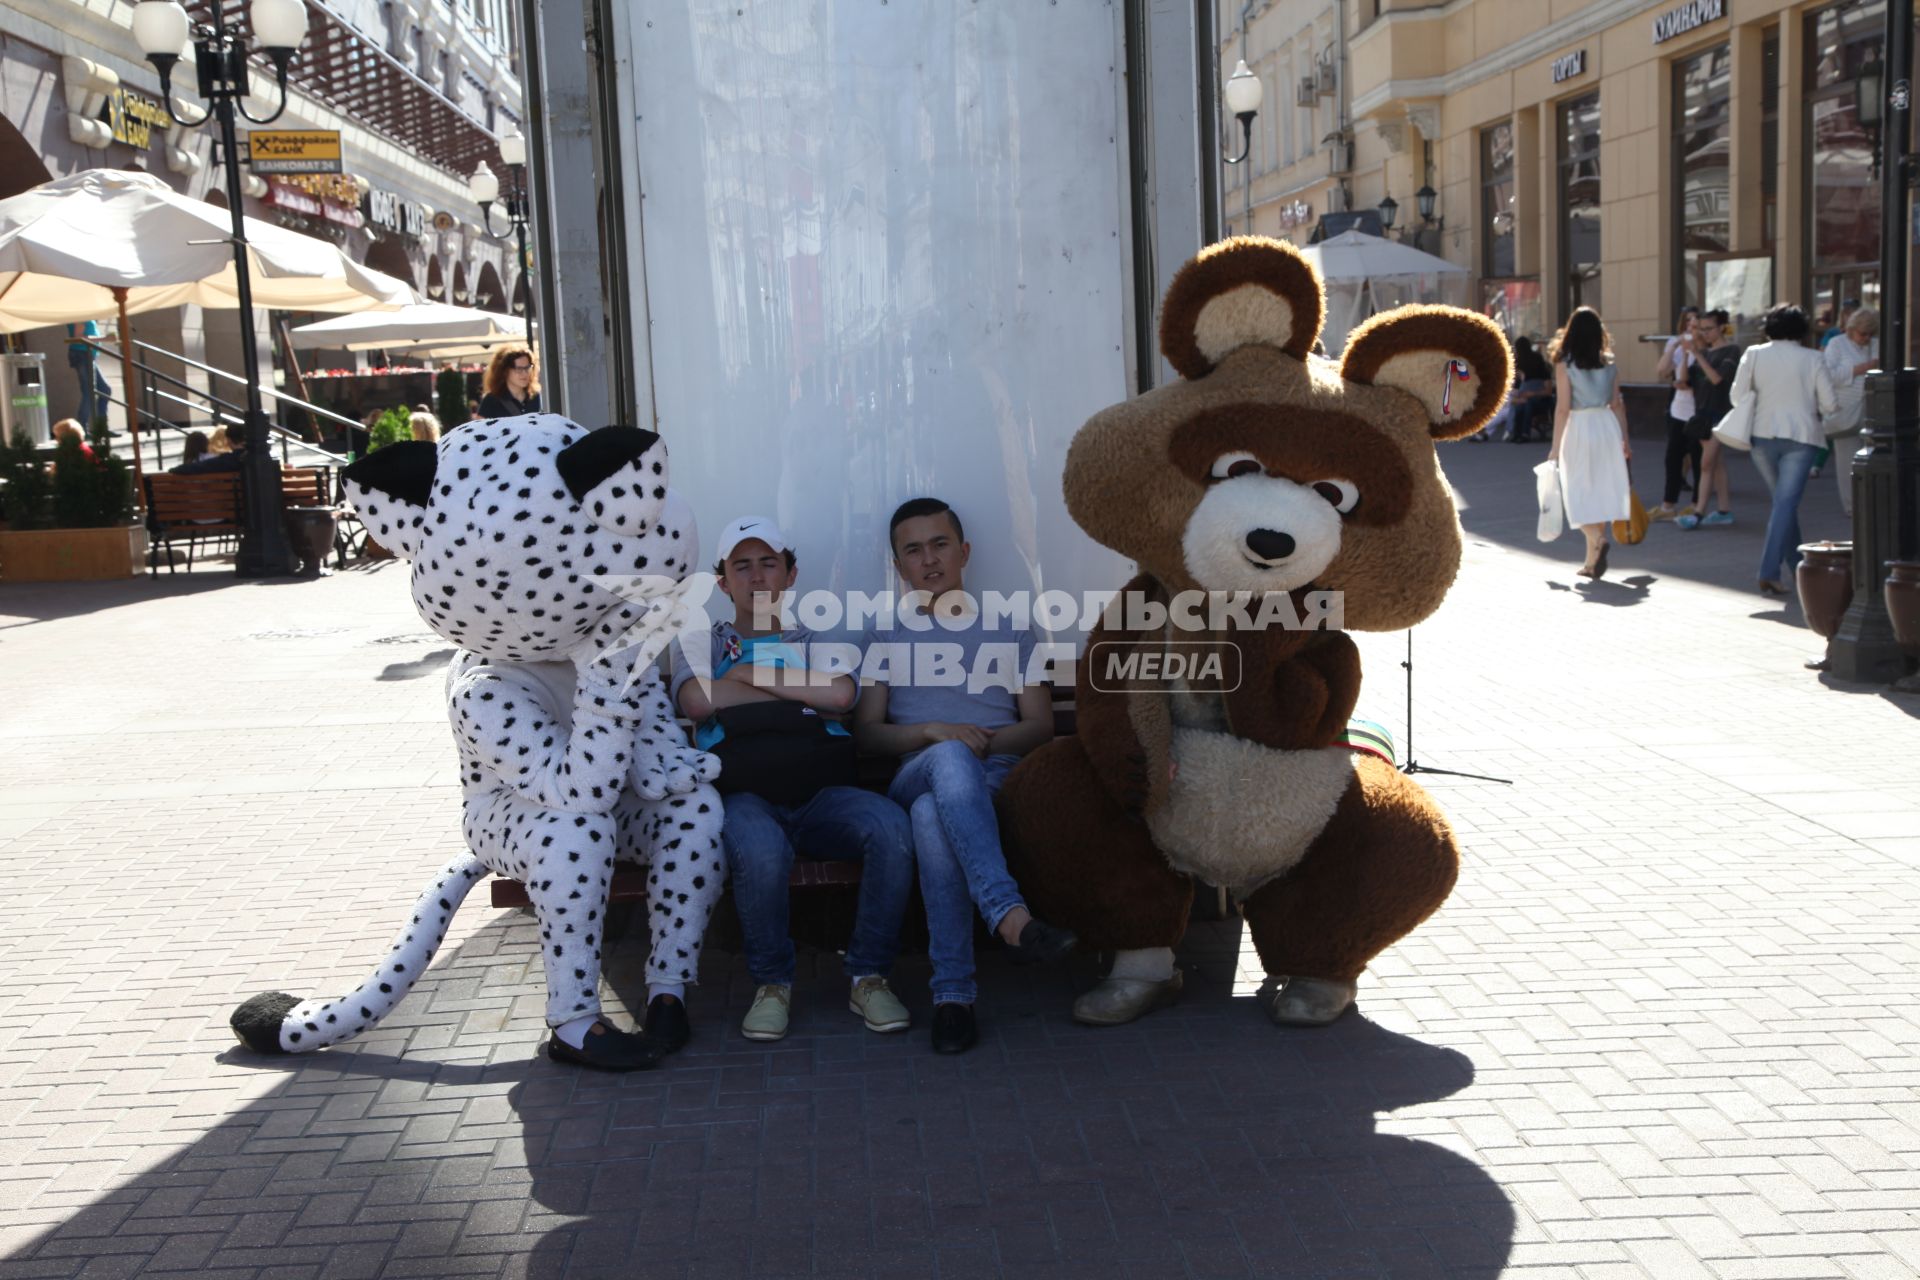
[69,347,109,428]
[722,786,915,985]
[1750,436,1821,584]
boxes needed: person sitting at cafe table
[173,424,248,474]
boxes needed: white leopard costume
[230,416,726,1058]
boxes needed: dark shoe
[1007,917,1077,966]
[545,1021,664,1072]
[642,995,691,1055]
[931,1003,978,1055]
[1592,543,1609,580]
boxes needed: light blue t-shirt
[1565,360,1617,410]
[862,610,1039,762]
[668,621,854,751]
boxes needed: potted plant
[436,368,468,430]
[0,420,146,582]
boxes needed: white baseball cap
[715,515,790,563]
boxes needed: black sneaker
[545,1021,664,1072]
[642,995,691,1055]
[1007,917,1077,966]
[931,1003,978,1055]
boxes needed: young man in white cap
[670,516,915,1043]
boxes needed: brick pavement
[0,440,1916,1279]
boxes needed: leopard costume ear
[1158,236,1325,379]
[341,440,439,560]
[1340,306,1514,441]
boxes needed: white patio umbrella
[289,302,525,352]
[0,169,415,331]
[1298,229,1469,355]
[0,169,415,493]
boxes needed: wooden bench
[144,473,242,573]
[488,690,1078,909]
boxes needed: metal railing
[87,337,356,472]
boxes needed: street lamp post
[1221,61,1263,236]
[134,0,305,577]
[472,132,536,335]
[1828,0,1920,685]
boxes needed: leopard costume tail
[229,852,489,1054]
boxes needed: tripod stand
[1399,630,1512,784]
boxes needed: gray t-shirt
[862,611,1039,759]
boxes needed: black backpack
[707,700,858,807]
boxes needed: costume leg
[1240,755,1459,985]
[479,790,620,1028]
[999,737,1192,952]
[616,784,727,986]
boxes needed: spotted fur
[230,415,724,1056]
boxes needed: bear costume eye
[1312,479,1359,513]
[1209,452,1264,482]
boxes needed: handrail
[122,337,364,433]
[90,341,351,465]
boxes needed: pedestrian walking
[1734,304,1838,598]
[65,320,111,427]
[1821,306,1878,516]
[1675,309,1742,530]
[1547,307,1631,580]
[1652,306,1700,518]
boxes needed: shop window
[1806,0,1885,337]
[1559,92,1602,317]
[1673,43,1731,314]
[1481,123,1516,279]
[1761,29,1779,252]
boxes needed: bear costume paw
[229,991,301,1053]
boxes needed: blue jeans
[69,347,110,428]
[722,786,914,985]
[888,741,1023,1005]
[1750,436,1821,584]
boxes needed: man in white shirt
[1652,306,1700,519]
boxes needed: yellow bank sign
[248,129,344,175]
[108,89,172,150]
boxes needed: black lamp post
[1221,60,1264,236]
[472,132,536,335]
[134,0,305,577]
[1376,194,1398,233]
[1828,1,1920,685]
[1415,184,1438,224]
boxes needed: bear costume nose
[1245,528,1296,561]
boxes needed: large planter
[1886,560,1920,651]
[0,525,148,582]
[1795,541,1853,639]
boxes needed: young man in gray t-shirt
[852,498,1076,1054]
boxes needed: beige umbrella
[0,169,416,494]
[289,302,526,352]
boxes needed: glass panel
[1561,93,1602,318]
[1483,124,1516,279]
[1481,278,1544,343]
[1810,96,1880,269]
[1675,46,1731,313]
[1810,0,1888,93]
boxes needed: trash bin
[0,353,51,446]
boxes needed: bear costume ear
[1159,236,1325,379]
[341,440,438,560]
[1339,306,1514,440]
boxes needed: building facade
[1223,0,1903,379]
[0,0,527,422]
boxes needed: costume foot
[1006,917,1077,966]
[931,1003,978,1055]
[1071,971,1183,1026]
[230,991,301,1053]
[642,995,691,1055]
[545,1021,664,1072]
[1263,977,1357,1027]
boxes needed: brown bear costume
[999,236,1510,1029]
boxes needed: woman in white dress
[1547,307,1632,579]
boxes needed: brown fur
[999,737,1194,951]
[1239,755,1459,981]
[1159,236,1325,376]
[1000,236,1491,1014]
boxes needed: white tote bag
[1711,395,1756,451]
[1534,460,1565,542]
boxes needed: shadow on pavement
[1,910,1516,1278]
